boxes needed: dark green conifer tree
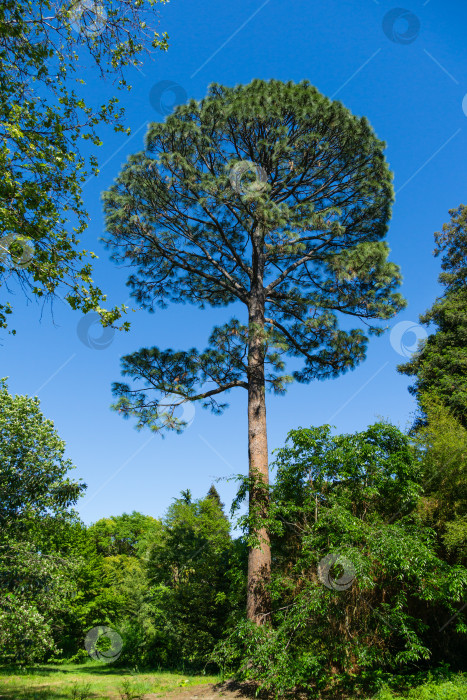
[207,485,224,510]
[399,204,467,427]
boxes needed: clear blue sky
[2,0,467,525]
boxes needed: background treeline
[1,387,466,697]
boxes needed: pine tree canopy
[103,79,406,431]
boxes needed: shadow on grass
[0,664,126,699]
[0,690,71,699]
[0,662,132,677]
[213,680,272,698]
[0,677,108,700]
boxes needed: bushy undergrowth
[374,670,467,699]
[212,423,467,698]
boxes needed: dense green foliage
[398,205,467,427]
[412,396,467,566]
[373,670,467,699]
[88,511,162,557]
[129,489,235,668]
[0,378,85,661]
[63,493,236,669]
[0,0,168,332]
[214,423,467,697]
[0,378,466,697]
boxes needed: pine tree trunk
[246,236,271,625]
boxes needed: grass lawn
[1,664,467,699]
[0,663,219,699]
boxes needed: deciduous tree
[0,378,86,661]
[0,0,168,332]
[145,491,232,666]
[215,423,467,697]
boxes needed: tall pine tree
[103,79,405,622]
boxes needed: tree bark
[246,231,271,625]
